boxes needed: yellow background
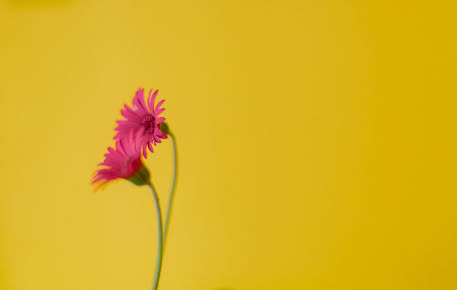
[1,0,456,289]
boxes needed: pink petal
[142,144,148,158]
[154,99,165,114]
[121,105,141,121]
[157,130,167,139]
[148,90,158,112]
[133,88,149,113]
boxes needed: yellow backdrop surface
[1,0,456,289]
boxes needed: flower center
[121,156,142,178]
[141,114,156,134]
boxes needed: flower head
[115,88,167,158]
[92,133,150,191]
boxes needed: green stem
[148,183,163,290]
[163,132,178,249]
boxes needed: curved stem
[148,183,163,290]
[163,132,178,249]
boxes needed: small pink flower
[115,88,167,158]
[92,134,149,191]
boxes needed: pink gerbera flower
[92,134,150,191]
[115,88,167,158]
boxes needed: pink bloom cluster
[92,88,168,190]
